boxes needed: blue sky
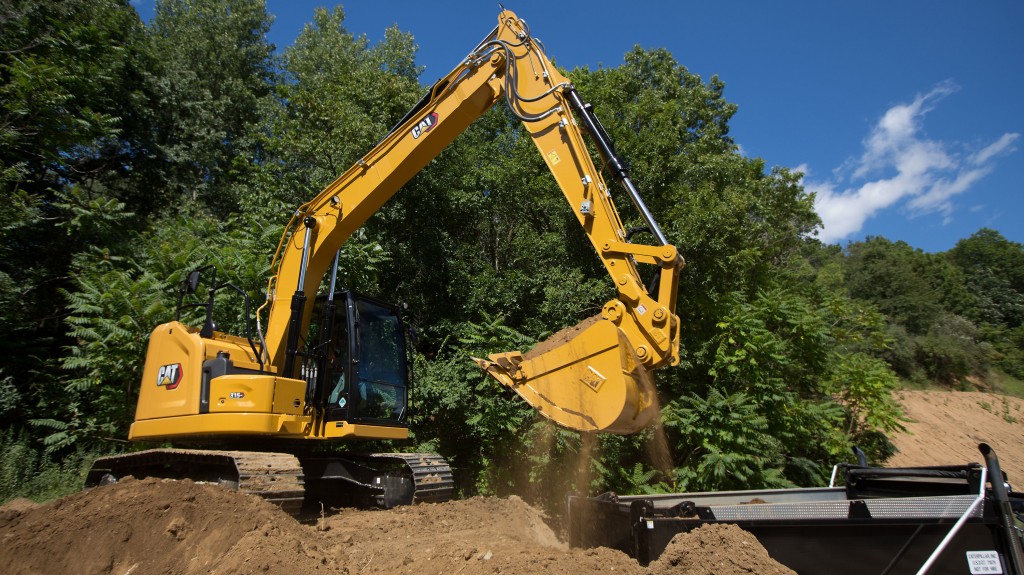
[133,1,1023,253]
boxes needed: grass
[1000,396,1019,424]
[985,369,1024,399]
[896,369,1024,400]
[0,429,98,505]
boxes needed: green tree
[944,229,1024,380]
[0,0,151,197]
[147,0,275,215]
[410,314,537,494]
[662,387,791,491]
[948,229,1024,328]
[843,237,945,335]
[838,233,1023,386]
[823,353,903,441]
[264,6,420,198]
[244,6,426,304]
[0,0,155,434]
[914,314,990,387]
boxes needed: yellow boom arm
[261,10,683,434]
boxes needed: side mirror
[185,270,202,295]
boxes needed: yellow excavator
[86,8,683,514]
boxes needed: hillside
[887,390,1023,482]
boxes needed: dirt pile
[0,477,342,575]
[648,524,796,575]
[321,495,640,574]
[0,478,799,575]
[888,390,1023,481]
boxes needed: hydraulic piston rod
[565,88,671,247]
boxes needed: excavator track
[86,449,452,517]
[86,448,305,516]
[368,452,455,504]
[299,451,454,509]
[229,451,306,515]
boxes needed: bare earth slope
[888,390,1024,482]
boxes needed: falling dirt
[575,431,600,494]
[645,416,675,481]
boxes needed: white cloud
[970,133,1019,165]
[905,166,991,218]
[850,81,957,180]
[809,81,1019,244]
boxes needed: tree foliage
[0,0,156,436]
[146,0,276,214]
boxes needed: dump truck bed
[569,457,1024,574]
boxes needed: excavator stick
[475,317,659,434]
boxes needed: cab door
[348,295,408,424]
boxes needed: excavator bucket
[475,317,658,434]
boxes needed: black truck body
[568,445,1024,574]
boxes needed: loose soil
[0,478,783,575]
[525,314,602,359]
[0,390,1019,574]
[648,523,796,575]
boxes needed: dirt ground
[888,390,1023,482]
[0,477,787,575]
[0,390,1019,574]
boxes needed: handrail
[916,466,988,575]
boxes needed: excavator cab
[305,291,409,427]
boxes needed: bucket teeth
[493,352,523,374]
[472,352,524,385]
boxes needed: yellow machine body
[130,321,407,442]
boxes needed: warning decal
[966,551,1003,574]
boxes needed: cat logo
[411,112,438,139]
[156,363,183,390]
